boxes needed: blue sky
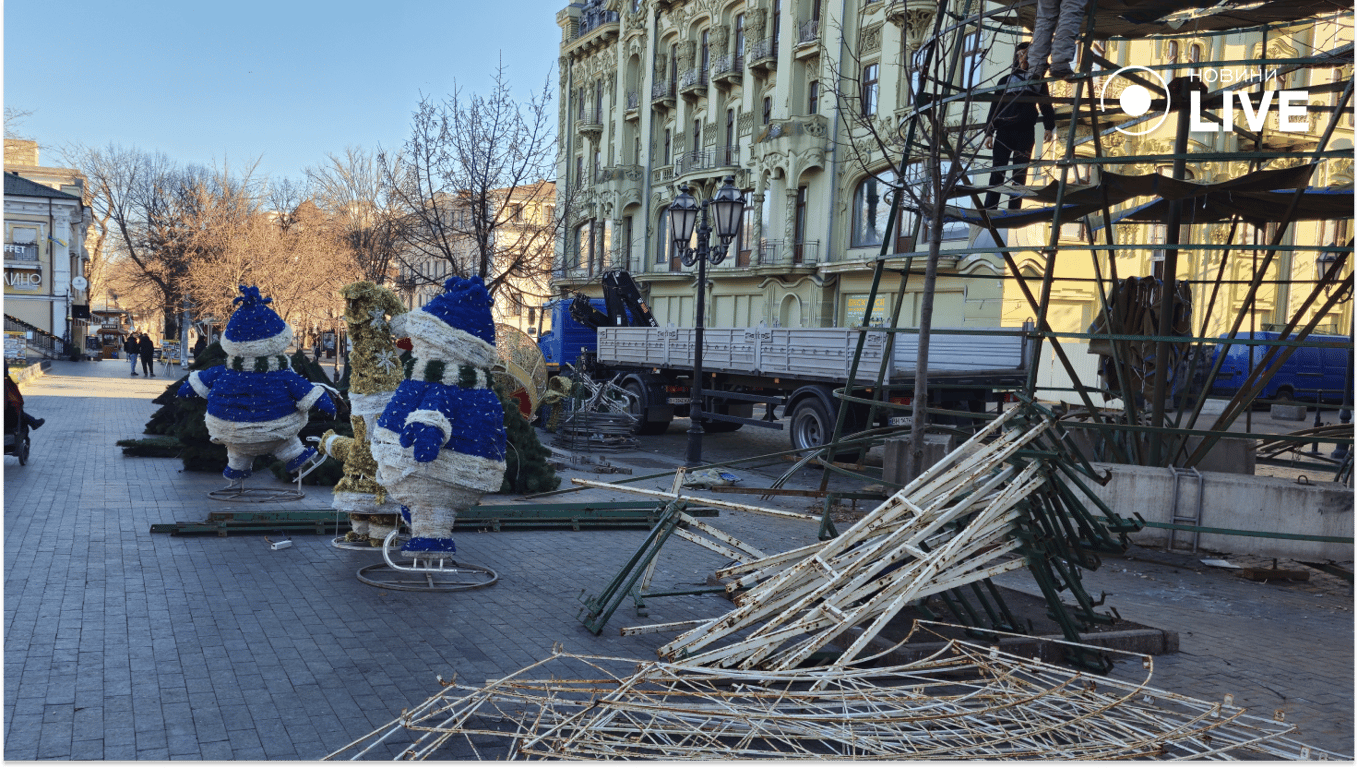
[5,0,565,184]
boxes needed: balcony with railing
[4,243,39,265]
[673,146,741,176]
[795,19,820,58]
[624,89,640,116]
[679,67,709,99]
[652,164,675,184]
[711,53,743,85]
[651,78,676,107]
[576,108,604,136]
[757,239,819,268]
[748,37,778,71]
[564,8,620,55]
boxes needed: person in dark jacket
[983,43,1057,211]
[192,333,207,360]
[139,333,156,377]
[124,332,140,376]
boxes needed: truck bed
[597,326,1029,384]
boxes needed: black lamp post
[668,175,746,467]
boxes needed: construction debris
[323,623,1345,760]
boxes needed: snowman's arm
[284,373,337,418]
[399,389,453,463]
[178,367,222,400]
[319,429,355,463]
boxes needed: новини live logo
[1098,66,1311,136]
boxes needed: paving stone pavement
[3,359,1353,759]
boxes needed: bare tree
[307,146,404,283]
[381,62,569,301]
[4,107,34,141]
[824,4,995,478]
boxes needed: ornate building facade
[552,0,1008,331]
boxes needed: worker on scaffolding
[983,42,1057,211]
[1027,0,1090,81]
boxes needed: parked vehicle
[1208,331,1353,404]
[537,297,606,374]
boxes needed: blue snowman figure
[179,285,336,483]
[371,275,506,554]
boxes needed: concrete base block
[883,433,959,487]
[1076,463,1352,561]
[1271,403,1308,421]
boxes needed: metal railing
[577,109,604,127]
[748,37,777,66]
[651,79,675,101]
[797,18,820,45]
[577,9,619,37]
[712,53,744,78]
[757,239,819,266]
[674,147,741,175]
[679,67,708,90]
[4,243,38,261]
[625,90,640,110]
[652,165,675,183]
[5,314,65,358]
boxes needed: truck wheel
[625,380,670,435]
[789,398,855,458]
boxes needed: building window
[862,63,880,116]
[575,156,584,188]
[692,118,702,154]
[961,28,982,89]
[807,80,820,114]
[663,128,672,163]
[576,221,593,269]
[851,174,893,247]
[1166,40,1179,63]
[701,28,710,74]
[623,215,634,269]
[762,96,772,124]
[772,0,781,46]
[593,150,601,179]
[735,14,746,59]
[726,108,736,147]
[670,43,678,84]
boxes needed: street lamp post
[668,175,746,467]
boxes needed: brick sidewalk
[3,359,1352,758]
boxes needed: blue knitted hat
[222,285,292,356]
[421,276,495,345]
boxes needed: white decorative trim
[296,385,326,413]
[332,491,403,517]
[402,310,498,368]
[371,424,506,493]
[349,391,394,418]
[322,432,343,455]
[221,326,293,358]
[205,410,307,445]
[187,371,211,399]
[405,409,453,445]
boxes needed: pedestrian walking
[982,42,1056,211]
[192,333,207,361]
[124,332,140,376]
[139,333,156,378]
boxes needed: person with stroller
[125,332,141,376]
[139,333,156,378]
[5,367,45,432]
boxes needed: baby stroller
[3,369,30,466]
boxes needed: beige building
[395,182,557,340]
[4,140,92,354]
[552,0,1350,404]
[552,0,1008,331]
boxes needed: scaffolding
[817,0,1354,495]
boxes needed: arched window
[1166,40,1179,64]
[851,174,895,248]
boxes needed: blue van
[1209,331,1352,403]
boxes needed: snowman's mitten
[315,393,337,418]
[177,380,198,399]
[400,422,446,463]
